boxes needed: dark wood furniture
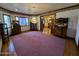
[0,23,9,43]
[54,18,68,38]
[12,21,21,35]
[30,22,37,31]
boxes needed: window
[3,15,11,28]
[15,16,29,26]
[26,18,29,25]
[3,14,11,35]
[15,16,19,21]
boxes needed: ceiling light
[33,6,35,8]
[15,9,18,11]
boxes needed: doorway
[40,15,55,34]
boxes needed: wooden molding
[0,7,36,16]
[38,4,79,16]
[0,4,79,16]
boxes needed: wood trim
[66,36,78,49]
[55,4,79,12]
[14,16,29,26]
[0,4,79,16]
[0,7,35,16]
[66,36,75,40]
[77,40,79,55]
[38,4,79,16]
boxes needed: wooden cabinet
[0,23,9,43]
[54,18,68,38]
[30,22,37,31]
[12,21,21,35]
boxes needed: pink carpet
[12,31,66,56]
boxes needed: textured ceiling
[0,3,78,14]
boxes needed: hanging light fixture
[31,17,37,24]
[33,6,35,8]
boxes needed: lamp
[31,17,37,24]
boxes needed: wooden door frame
[40,14,56,33]
[40,16,44,31]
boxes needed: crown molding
[38,4,79,16]
[0,4,79,16]
[0,6,36,16]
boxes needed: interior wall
[11,13,30,32]
[0,10,12,35]
[0,10,30,34]
[0,10,11,23]
[0,10,41,34]
[37,16,40,30]
[75,12,79,46]
[56,9,79,38]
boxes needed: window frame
[3,14,11,28]
[15,16,29,26]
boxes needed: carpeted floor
[12,31,66,56]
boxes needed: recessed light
[33,6,35,8]
[15,9,18,11]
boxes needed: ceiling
[0,3,78,15]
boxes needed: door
[3,14,11,35]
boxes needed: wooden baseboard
[54,35,77,49]
[77,43,79,55]
[66,36,78,48]
[66,36,75,40]
[21,30,30,33]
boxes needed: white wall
[37,16,40,30]
[75,12,79,46]
[21,26,30,32]
[56,9,79,38]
